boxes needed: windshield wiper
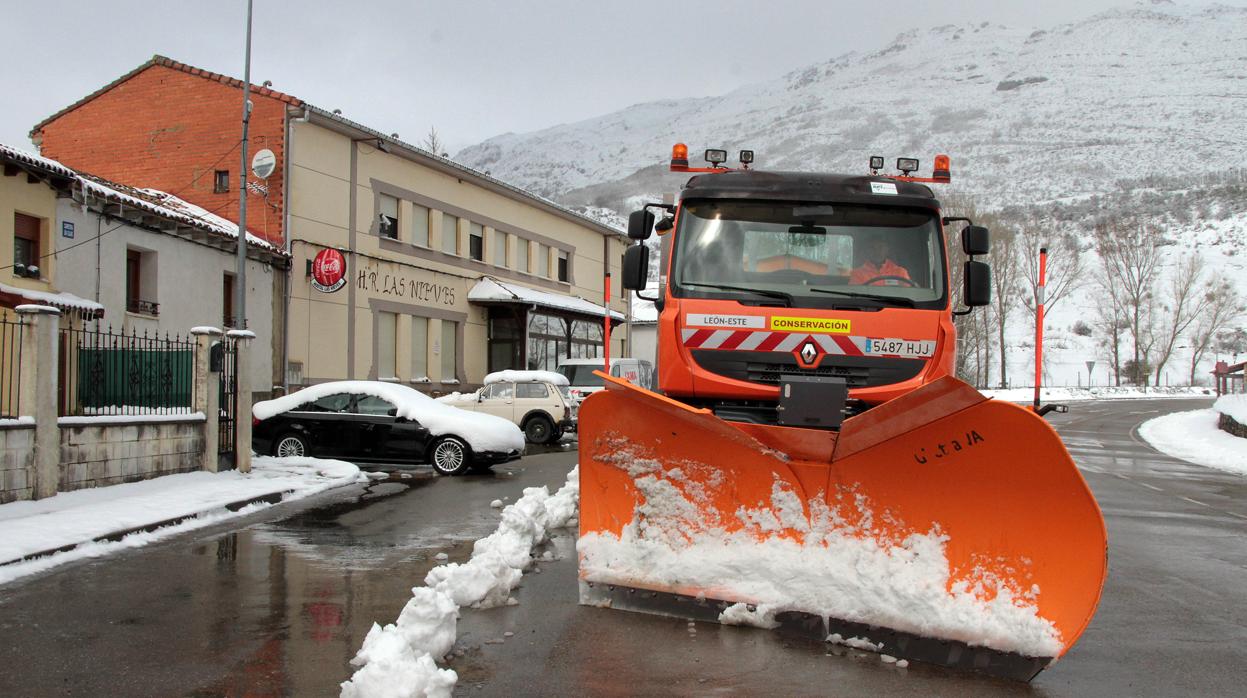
[807,287,915,307]
[682,282,792,306]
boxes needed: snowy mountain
[459,1,1246,211]
[457,1,1247,388]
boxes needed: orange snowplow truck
[577,146,1107,681]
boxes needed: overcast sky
[1,1,1234,155]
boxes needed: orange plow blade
[577,375,1107,681]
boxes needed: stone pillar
[192,327,222,474]
[16,306,60,500]
[229,331,254,474]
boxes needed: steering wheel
[859,275,918,288]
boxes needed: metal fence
[0,315,23,418]
[58,324,196,417]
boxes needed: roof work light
[896,158,919,174]
[739,150,754,165]
[869,156,885,172]
[704,149,728,166]
[670,143,690,168]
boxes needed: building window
[557,250,569,282]
[469,223,484,261]
[442,213,458,254]
[412,204,430,246]
[378,194,399,239]
[13,213,41,278]
[494,230,507,267]
[223,273,236,328]
[377,311,397,379]
[538,243,549,277]
[126,248,159,316]
[410,316,428,380]
[214,170,230,193]
[517,238,530,273]
[440,321,457,381]
[526,313,603,371]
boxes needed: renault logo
[800,341,818,364]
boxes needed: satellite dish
[251,149,276,180]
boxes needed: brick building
[32,56,628,396]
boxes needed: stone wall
[1219,413,1247,439]
[57,417,206,492]
[0,425,35,503]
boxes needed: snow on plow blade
[577,375,1107,681]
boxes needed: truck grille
[690,350,924,388]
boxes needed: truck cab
[622,152,989,428]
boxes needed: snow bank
[1214,394,1247,426]
[341,467,580,697]
[253,381,524,454]
[0,455,368,584]
[1138,409,1247,476]
[982,385,1212,403]
[484,370,569,386]
[577,444,1063,658]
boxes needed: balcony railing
[126,298,159,316]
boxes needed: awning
[468,276,624,321]
[0,282,104,319]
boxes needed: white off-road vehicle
[438,370,576,444]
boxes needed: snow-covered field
[340,468,579,698]
[0,456,373,585]
[1138,408,1247,476]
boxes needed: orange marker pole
[1034,247,1047,412]
[604,272,612,371]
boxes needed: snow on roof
[0,141,283,256]
[484,370,569,386]
[468,277,625,321]
[253,381,524,454]
[631,283,660,323]
[0,142,77,179]
[1,282,103,315]
[77,175,281,254]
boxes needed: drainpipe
[280,105,310,393]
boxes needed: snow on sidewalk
[0,456,372,585]
[340,467,580,698]
[1138,409,1247,476]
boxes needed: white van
[557,358,655,403]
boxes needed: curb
[0,488,295,568]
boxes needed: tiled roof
[29,55,301,136]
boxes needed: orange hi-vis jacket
[849,259,911,285]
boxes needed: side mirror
[387,407,398,417]
[627,210,655,241]
[622,244,649,290]
[964,260,991,307]
[476,391,485,402]
[962,225,990,256]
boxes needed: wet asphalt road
[2,398,1245,697]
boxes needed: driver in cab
[849,237,910,286]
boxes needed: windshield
[558,364,605,387]
[671,200,947,309]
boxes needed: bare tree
[1018,225,1084,382]
[981,213,1022,387]
[422,126,444,156]
[1094,222,1163,385]
[1188,277,1244,384]
[1151,255,1210,385]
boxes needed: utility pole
[235,0,254,329]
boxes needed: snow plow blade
[577,375,1107,681]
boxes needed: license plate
[866,338,936,357]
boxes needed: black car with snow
[252,382,525,475]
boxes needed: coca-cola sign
[311,248,347,293]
